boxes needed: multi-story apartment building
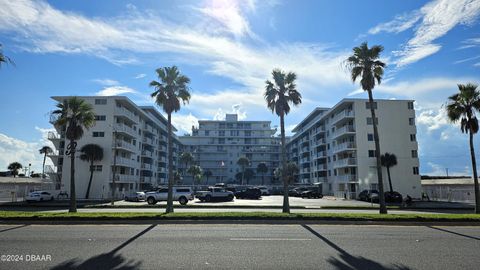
[287,98,421,198]
[179,114,280,185]
[47,96,181,199]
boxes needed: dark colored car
[301,189,323,199]
[289,187,309,197]
[235,188,262,199]
[358,189,379,202]
[384,191,403,203]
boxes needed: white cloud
[0,127,54,174]
[134,73,146,79]
[416,108,450,132]
[198,0,255,37]
[172,113,199,135]
[92,78,119,86]
[369,0,480,67]
[95,86,137,96]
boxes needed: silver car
[124,191,146,202]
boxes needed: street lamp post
[111,130,118,205]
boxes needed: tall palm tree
[7,162,22,178]
[264,68,302,213]
[203,170,213,185]
[381,153,398,193]
[257,162,268,185]
[237,156,250,185]
[39,146,53,178]
[80,144,104,199]
[446,83,480,213]
[150,66,191,213]
[179,152,195,183]
[188,165,203,192]
[346,42,387,214]
[51,97,95,212]
[0,44,14,68]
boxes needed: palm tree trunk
[242,168,245,185]
[387,167,393,192]
[469,131,480,214]
[85,161,94,199]
[367,89,387,214]
[280,112,290,213]
[69,140,77,213]
[42,153,47,178]
[166,113,174,213]
[262,174,264,185]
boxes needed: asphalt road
[0,224,479,270]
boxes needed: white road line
[229,238,311,241]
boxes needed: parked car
[26,191,54,202]
[256,186,270,196]
[196,187,234,202]
[124,191,146,202]
[235,188,262,199]
[288,187,309,197]
[384,191,403,203]
[358,189,379,202]
[145,187,193,205]
[300,189,323,199]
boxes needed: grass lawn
[1,211,480,222]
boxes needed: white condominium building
[179,114,281,185]
[287,98,421,198]
[47,96,181,199]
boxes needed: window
[93,132,105,137]
[95,99,107,105]
[367,117,378,125]
[366,102,377,110]
[367,133,374,141]
[219,131,225,136]
[413,166,419,175]
[410,134,416,141]
[409,118,415,125]
[205,130,209,136]
[95,115,106,121]
[412,150,418,158]
[368,150,376,157]
[408,102,414,110]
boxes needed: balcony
[315,164,327,171]
[314,126,325,134]
[300,168,311,174]
[113,141,137,153]
[334,158,357,168]
[335,174,358,182]
[114,123,136,137]
[115,157,137,168]
[141,163,153,170]
[314,138,326,145]
[315,151,326,158]
[142,137,155,146]
[333,125,355,139]
[300,158,310,164]
[47,131,63,140]
[332,110,355,125]
[143,124,156,134]
[115,106,137,122]
[112,174,137,183]
[141,150,153,158]
[333,142,356,153]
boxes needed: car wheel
[179,196,188,205]
[205,195,212,202]
[227,195,234,201]
[147,197,157,205]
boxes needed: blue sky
[0,0,479,175]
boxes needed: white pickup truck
[196,187,234,202]
[145,187,194,205]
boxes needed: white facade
[287,99,421,198]
[179,114,280,185]
[48,96,181,199]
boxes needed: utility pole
[111,130,117,205]
[445,168,449,177]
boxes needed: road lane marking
[229,238,311,241]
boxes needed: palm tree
[244,168,255,185]
[256,162,268,185]
[264,68,302,213]
[203,170,213,185]
[237,156,250,185]
[187,165,203,192]
[381,153,398,193]
[446,83,480,213]
[51,97,95,212]
[80,144,104,199]
[179,152,195,183]
[150,66,191,213]
[39,146,53,178]
[283,162,299,184]
[7,162,22,178]
[0,44,14,68]
[346,42,387,214]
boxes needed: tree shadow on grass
[50,224,156,270]
[301,224,411,270]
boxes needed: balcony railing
[47,131,63,140]
[113,141,137,152]
[315,151,326,158]
[115,106,137,121]
[333,142,356,153]
[315,164,327,171]
[333,125,355,138]
[115,157,137,167]
[115,123,136,137]
[332,110,355,124]
[334,158,357,168]
[335,174,357,182]
[141,150,153,157]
